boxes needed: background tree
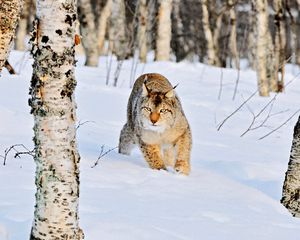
[78,0,99,66]
[251,0,274,97]
[0,0,23,72]
[108,0,128,60]
[15,0,32,50]
[273,0,286,92]
[8,0,300,96]
[281,116,300,217]
[29,0,84,238]
[155,0,172,61]
[137,0,148,62]
[97,0,112,55]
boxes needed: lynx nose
[150,112,160,124]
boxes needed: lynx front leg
[139,141,166,171]
[118,123,135,155]
[162,145,175,168]
[174,130,192,175]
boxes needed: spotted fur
[118,73,192,175]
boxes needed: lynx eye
[160,108,169,114]
[142,106,151,112]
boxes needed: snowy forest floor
[0,51,300,239]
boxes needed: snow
[1,50,300,239]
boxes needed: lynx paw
[174,160,190,175]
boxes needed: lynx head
[139,80,178,132]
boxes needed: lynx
[118,73,192,175]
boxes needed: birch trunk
[248,2,256,69]
[137,0,148,63]
[78,0,99,66]
[0,0,23,73]
[155,0,172,61]
[108,0,128,60]
[172,0,189,62]
[97,0,112,55]
[29,0,84,239]
[228,1,239,69]
[272,0,286,92]
[15,0,31,50]
[281,116,300,217]
[252,0,272,97]
[201,0,219,66]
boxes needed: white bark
[201,0,219,66]
[253,0,273,97]
[281,116,300,217]
[228,1,239,69]
[248,2,256,69]
[78,0,99,66]
[155,0,172,61]
[0,0,23,72]
[97,0,112,55]
[29,0,84,239]
[137,0,148,63]
[109,0,128,60]
[15,0,31,50]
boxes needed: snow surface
[0,51,300,239]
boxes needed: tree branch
[91,145,118,168]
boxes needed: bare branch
[217,72,300,132]
[259,109,300,140]
[2,144,35,165]
[91,145,118,168]
[76,120,96,130]
[218,68,223,100]
[232,69,240,100]
[217,90,258,131]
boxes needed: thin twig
[113,60,123,87]
[106,53,113,85]
[217,90,258,131]
[232,68,240,100]
[217,72,300,132]
[2,144,35,166]
[259,109,300,140]
[91,145,118,168]
[218,68,223,100]
[76,120,96,130]
[240,98,277,137]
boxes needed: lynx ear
[142,83,149,96]
[142,75,149,96]
[165,84,178,98]
[165,89,174,98]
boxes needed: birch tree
[200,0,223,66]
[108,0,128,60]
[252,0,274,97]
[228,0,239,69]
[155,0,172,61]
[97,0,112,55]
[137,0,148,62]
[281,116,300,217]
[15,0,31,50]
[272,0,286,92]
[0,0,23,73]
[78,0,99,66]
[29,0,84,238]
[172,0,188,62]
